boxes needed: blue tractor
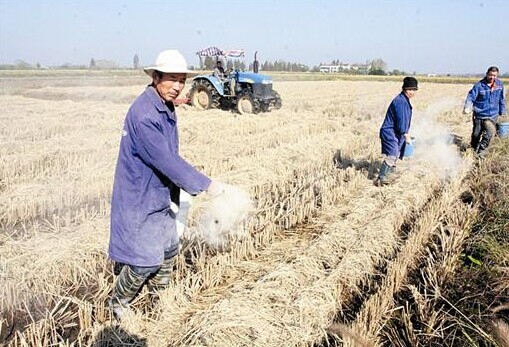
[189,48,282,114]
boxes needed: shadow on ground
[91,325,147,347]
[333,149,380,180]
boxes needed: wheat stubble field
[0,71,477,346]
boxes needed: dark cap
[402,76,418,90]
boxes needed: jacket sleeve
[500,85,507,115]
[464,84,478,110]
[135,116,211,195]
[394,99,411,135]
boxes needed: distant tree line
[257,60,309,72]
[197,56,310,72]
[0,59,47,70]
[0,58,118,70]
[369,58,387,75]
[2,54,508,77]
[0,56,139,70]
[198,56,246,71]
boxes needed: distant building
[319,62,371,73]
[319,65,340,73]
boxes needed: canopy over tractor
[196,46,245,59]
[189,46,282,115]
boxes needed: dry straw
[0,75,474,346]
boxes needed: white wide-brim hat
[143,50,196,76]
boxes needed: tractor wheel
[237,94,256,115]
[189,80,220,110]
[272,90,282,110]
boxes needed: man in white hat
[108,50,224,320]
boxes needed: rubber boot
[374,161,392,186]
[147,257,174,293]
[109,265,147,321]
[145,258,174,311]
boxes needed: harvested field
[0,71,479,346]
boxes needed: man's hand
[463,108,472,115]
[207,180,225,197]
[404,134,413,144]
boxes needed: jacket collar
[400,91,413,108]
[145,85,176,121]
[481,77,501,87]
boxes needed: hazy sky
[1,0,508,74]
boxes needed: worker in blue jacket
[374,77,418,186]
[108,50,224,320]
[463,66,506,157]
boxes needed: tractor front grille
[252,83,273,98]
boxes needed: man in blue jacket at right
[463,66,506,157]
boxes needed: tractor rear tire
[190,80,219,110]
[237,94,255,115]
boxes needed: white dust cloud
[410,98,468,178]
[196,184,253,249]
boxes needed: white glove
[206,180,225,197]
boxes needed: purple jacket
[109,86,211,267]
[379,92,412,158]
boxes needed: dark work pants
[113,245,179,277]
[471,118,497,153]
